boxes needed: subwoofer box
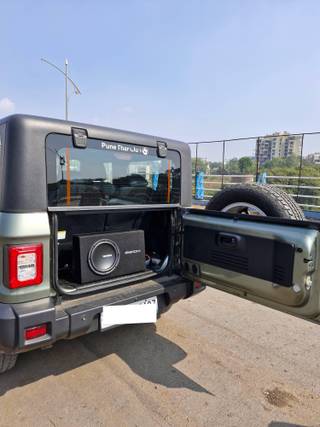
[72,230,145,284]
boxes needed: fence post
[296,134,304,205]
[255,137,260,182]
[221,140,225,189]
[194,143,199,197]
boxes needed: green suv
[0,114,319,373]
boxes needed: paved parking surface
[0,287,320,427]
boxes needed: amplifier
[72,230,145,284]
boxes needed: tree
[225,158,240,174]
[238,156,254,174]
[192,157,207,173]
[192,157,223,174]
[260,156,320,208]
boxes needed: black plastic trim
[0,275,193,353]
[48,204,180,213]
[183,225,295,287]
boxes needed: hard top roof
[0,114,187,151]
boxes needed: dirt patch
[263,387,298,408]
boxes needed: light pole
[41,58,81,120]
[65,58,68,120]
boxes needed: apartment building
[256,132,302,165]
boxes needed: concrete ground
[0,287,320,427]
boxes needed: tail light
[7,244,43,289]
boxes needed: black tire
[0,353,18,374]
[206,184,305,220]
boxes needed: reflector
[25,324,47,341]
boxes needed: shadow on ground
[0,324,211,396]
[269,423,309,427]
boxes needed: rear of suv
[0,114,199,372]
[1,114,320,373]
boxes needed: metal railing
[192,174,320,210]
[189,131,320,212]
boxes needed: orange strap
[65,147,71,206]
[167,160,171,203]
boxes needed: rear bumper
[0,275,204,353]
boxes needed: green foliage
[238,156,255,174]
[192,157,223,174]
[225,158,240,174]
[192,154,320,210]
[191,157,207,173]
[192,156,254,175]
[260,156,320,208]
[260,156,320,183]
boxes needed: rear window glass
[46,134,181,207]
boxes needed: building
[256,132,302,165]
[306,152,320,165]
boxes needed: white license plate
[100,296,158,330]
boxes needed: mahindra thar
[0,114,319,373]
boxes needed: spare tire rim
[221,202,267,216]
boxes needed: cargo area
[52,209,177,294]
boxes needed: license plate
[100,296,158,330]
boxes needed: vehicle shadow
[0,324,211,396]
[269,423,309,427]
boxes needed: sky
[1,0,320,161]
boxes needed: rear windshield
[46,134,181,207]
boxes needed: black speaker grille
[88,239,120,275]
[211,250,249,273]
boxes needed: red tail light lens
[7,244,43,289]
[25,324,47,341]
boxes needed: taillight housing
[7,244,43,289]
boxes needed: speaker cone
[88,239,120,275]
